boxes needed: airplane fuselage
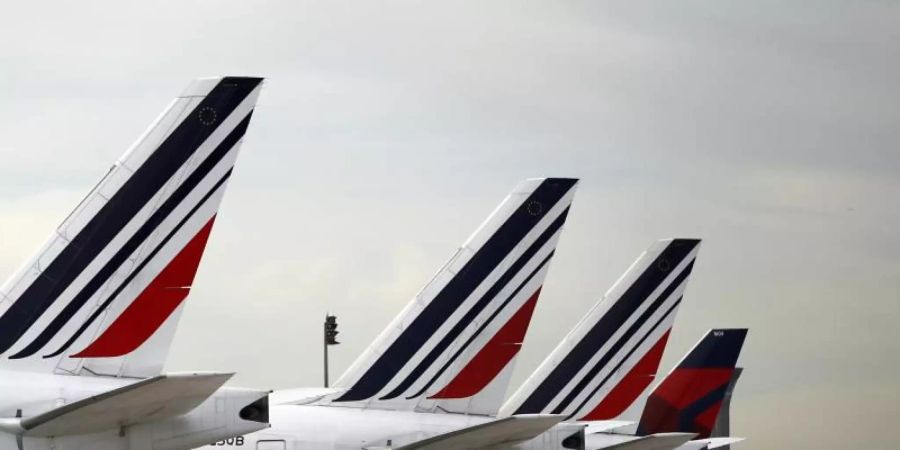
[213,402,583,450]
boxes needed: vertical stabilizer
[501,239,701,421]
[331,178,579,415]
[711,367,743,450]
[0,77,264,378]
[637,329,748,439]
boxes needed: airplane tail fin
[710,367,742,443]
[0,77,264,378]
[330,178,579,415]
[636,329,748,439]
[500,239,700,421]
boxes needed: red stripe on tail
[72,217,217,358]
[693,400,723,437]
[651,368,734,408]
[579,330,671,420]
[429,288,541,399]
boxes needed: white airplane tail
[330,178,579,415]
[500,238,701,421]
[0,77,264,378]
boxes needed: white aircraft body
[0,77,270,450]
[251,405,581,450]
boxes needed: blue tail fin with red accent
[636,328,747,439]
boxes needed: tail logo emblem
[198,107,218,126]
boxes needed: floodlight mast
[324,314,340,387]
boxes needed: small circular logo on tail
[657,259,671,272]
[198,107,218,126]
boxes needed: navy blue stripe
[12,112,254,359]
[0,78,260,356]
[635,383,729,439]
[678,329,747,369]
[405,245,559,400]
[335,178,577,402]
[43,168,236,359]
[552,261,694,415]
[512,239,699,415]
[678,383,730,435]
[636,381,730,436]
[636,330,745,436]
[564,295,683,420]
[384,207,570,400]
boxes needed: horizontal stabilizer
[584,421,635,434]
[20,372,232,436]
[595,433,696,450]
[396,415,565,450]
[691,437,745,449]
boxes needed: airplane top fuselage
[214,402,581,450]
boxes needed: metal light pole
[323,314,340,387]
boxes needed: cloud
[0,2,897,448]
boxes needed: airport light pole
[324,314,340,387]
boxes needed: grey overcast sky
[1,2,898,448]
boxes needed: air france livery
[0,77,270,450]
